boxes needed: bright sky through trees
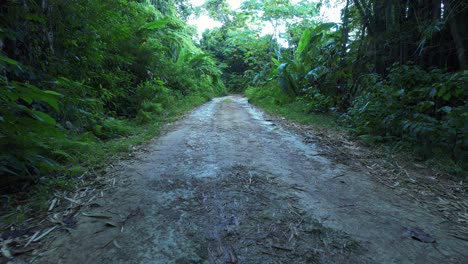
[188,0,343,39]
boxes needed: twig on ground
[271,244,293,251]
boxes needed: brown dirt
[5,96,468,263]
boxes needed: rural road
[39,96,467,263]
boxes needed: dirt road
[38,96,467,263]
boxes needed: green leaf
[311,22,337,36]
[277,62,288,72]
[9,82,61,111]
[31,110,56,126]
[43,90,63,97]
[272,58,281,67]
[0,55,19,65]
[0,166,19,176]
[140,20,169,30]
[306,66,329,80]
[37,90,62,111]
[296,29,312,59]
[437,106,452,113]
[437,87,447,97]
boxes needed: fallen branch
[33,226,58,242]
[271,244,292,251]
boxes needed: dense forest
[0,0,225,195]
[0,0,466,204]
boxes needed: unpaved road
[37,96,466,263]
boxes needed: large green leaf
[296,29,312,59]
[31,110,57,126]
[296,22,337,61]
[9,82,62,111]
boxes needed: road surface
[39,96,467,263]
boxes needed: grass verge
[245,86,339,130]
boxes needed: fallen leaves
[0,225,57,260]
[0,168,121,261]
[1,240,13,259]
[105,221,118,227]
[32,226,58,243]
[48,198,58,211]
[112,239,122,249]
[269,111,468,245]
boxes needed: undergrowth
[245,86,338,129]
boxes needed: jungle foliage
[200,0,467,173]
[0,0,225,190]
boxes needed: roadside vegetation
[0,0,225,220]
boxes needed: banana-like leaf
[311,22,337,36]
[190,53,211,66]
[297,29,312,59]
[277,63,299,96]
[176,47,191,64]
[277,62,289,72]
[296,22,337,61]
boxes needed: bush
[93,118,133,140]
[134,81,176,123]
[245,85,292,106]
[300,88,334,113]
[343,65,467,161]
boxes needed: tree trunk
[338,0,351,109]
[446,1,468,70]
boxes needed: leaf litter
[0,166,125,261]
[268,111,468,242]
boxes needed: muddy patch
[143,165,366,264]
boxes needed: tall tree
[446,0,468,69]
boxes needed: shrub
[93,118,133,140]
[245,85,292,106]
[343,65,467,160]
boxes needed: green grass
[260,101,338,128]
[245,86,338,130]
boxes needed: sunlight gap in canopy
[187,0,344,41]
